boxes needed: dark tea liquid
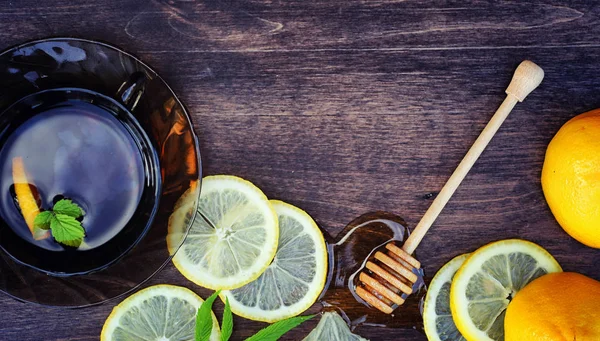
[0,102,144,251]
[0,89,160,274]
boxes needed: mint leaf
[53,199,83,218]
[50,214,85,247]
[58,236,83,248]
[221,297,233,341]
[34,211,53,230]
[245,315,315,341]
[196,290,220,341]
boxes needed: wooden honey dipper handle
[402,61,545,255]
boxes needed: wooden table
[1,1,600,340]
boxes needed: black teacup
[0,38,201,306]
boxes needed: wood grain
[1,1,600,340]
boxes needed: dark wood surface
[2,1,600,340]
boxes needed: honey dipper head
[355,242,422,314]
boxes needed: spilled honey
[319,212,426,330]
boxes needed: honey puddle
[319,212,427,330]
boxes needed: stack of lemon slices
[423,239,562,341]
[101,175,328,341]
[173,175,328,322]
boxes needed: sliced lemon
[12,157,49,240]
[167,180,200,255]
[101,284,220,341]
[450,239,562,341]
[423,253,469,341]
[302,312,368,341]
[173,175,279,290]
[221,200,327,322]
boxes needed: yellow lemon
[101,284,221,341]
[542,109,600,248]
[12,157,49,240]
[505,272,600,340]
[449,239,562,341]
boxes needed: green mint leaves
[53,199,84,217]
[221,297,233,341]
[34,211,53,227]
[33,199,85,247]
[195,290,312,341]
[49,214,85,247]
[196,290,221,341]
[244,315,315,341]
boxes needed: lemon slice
[423,253,469,341]
[12,157,49,240]
[173,175,279,290]
[167,181,200,255]
[302,312,368,341]
[450,239,562,341]
[221,200,327,322]
[101,285,221,341]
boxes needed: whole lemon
[505,272,600,341]
[542,109,600,248]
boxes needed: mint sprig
[196,290,220,341]
[244,315,315,341]
[221,297,233,341]
[33,199,85,247]
[195,290,312,341]
[34,211,53,228]
[53,199,84,217]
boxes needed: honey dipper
[355,60,545,314]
